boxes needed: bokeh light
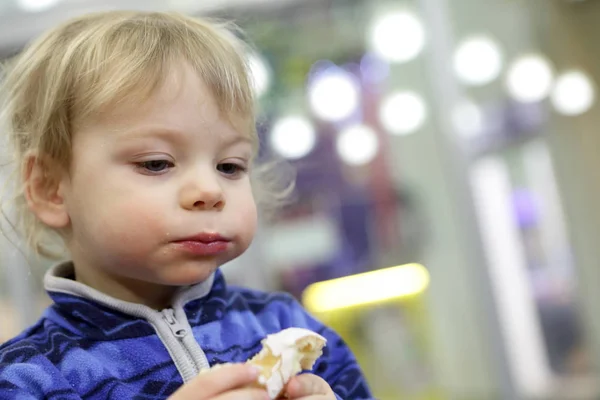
[453,36,503,86]
[551,70,596,116]
[17,0,60,12]
[308,68,360,122]
[270,116,316,160]
[336,125,379,166]
[248,52,272,98]
[506,54,554,103]
[368,11,426,64]
[380,91,427,135]
[452,100,484,138]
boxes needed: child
[0,10,373,400]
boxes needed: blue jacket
[0,263,373,399]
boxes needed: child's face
[58,64,257,305]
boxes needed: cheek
[74,184,166,245]
[237,196,258,242]
[104,198,165,232]
[80,202,165,262]
[118,203,161,228]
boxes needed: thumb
[285,374,332,398]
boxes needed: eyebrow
[117,126,254,147]
[117,127,178,143]
[216,132,254,147]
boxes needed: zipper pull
[163,309,187,338]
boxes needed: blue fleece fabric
[0,269,373,399]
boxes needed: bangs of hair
[71,11,256,138]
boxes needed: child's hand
[168,364,268,400]
[283,374,336,399]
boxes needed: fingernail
[248,365,261,378]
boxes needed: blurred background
[2,0,600,399]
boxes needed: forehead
[77,64,255,145]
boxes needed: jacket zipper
[161,308,199,375]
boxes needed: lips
[172,233,231,256]
[176,233,230,243]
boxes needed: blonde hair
[0,10,290,258]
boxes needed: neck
[73,266,179,310]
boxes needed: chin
[159,264,218,286]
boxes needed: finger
[215,388,269,400]
[171,364,260,399]
[284,374,332,398]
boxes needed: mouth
[175,233,231,244]
[172,233,232,256]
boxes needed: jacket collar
[42,262,227,339]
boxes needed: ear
[23,153,70,229]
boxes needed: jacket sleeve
[282,295,375,400]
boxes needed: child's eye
[217,163,246,177]
[136,160,174,173]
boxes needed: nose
[180,172,225,211]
